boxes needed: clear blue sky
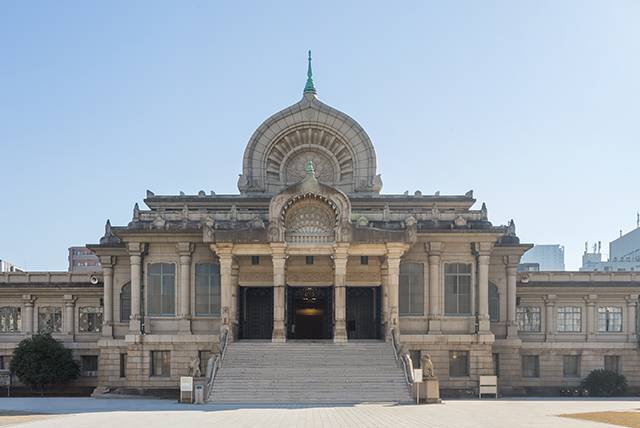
[1,1,638,271]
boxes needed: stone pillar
[626,294,638,342]
[543,294,556,341]
[333,243,349,343]
[128,243,143,333]
[22,294,35,334]
[385,243,406,338]
[426,242,443,334]
[506,263,519,338]
[271,243,287,343]
[63,294,76,336]
[177,242,194,333]
[476,242,493,333]
[380,260,389,331]
[100,256,115,337]
[585,294,597,341]
[212,244,234,336]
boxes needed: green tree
[581,369,628,397]
[9,332,80,396]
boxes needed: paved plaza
[0,397,638,427]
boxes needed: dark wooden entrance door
[287,286,332,340]
[239,287,273,339]
[346,287,381,339]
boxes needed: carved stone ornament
[284,150,337,185]
[284,197,337,243]
[188,355,202,377]
[405,215,417,243]
[202,216,215,243]
[421,354,436,379]
[454,215,467,227]
[99,219,121,245]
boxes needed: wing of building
[1,58,639,399]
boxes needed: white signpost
[180,376,193,404]
[413,369,423,404]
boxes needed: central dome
[238,56,381,195]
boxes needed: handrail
[206,326,230,399]
[390,327,413,386]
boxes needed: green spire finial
[305,160,315,176]
[304,50,316,94]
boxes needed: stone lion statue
[421,354,435,379]
[188,355,201,377]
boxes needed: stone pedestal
[413,378,441,404]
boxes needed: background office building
[519,245,565,271]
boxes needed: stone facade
[1,72,639,397]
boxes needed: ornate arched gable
[268,164,352,243]
[239,92,381,195]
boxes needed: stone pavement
[0,397,637,427]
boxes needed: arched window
[147,263,176,316]
[489,282,499,322]
[399,262,424,316]
[120,282,131,323]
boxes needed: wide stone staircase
[207,341,412,404]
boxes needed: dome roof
[238,56,381,196]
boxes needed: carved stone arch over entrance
[239,93,382,195]
[269,169,352,244]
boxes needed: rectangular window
[81,355,98,377]
[360,256,369,265]
[78,307,103,333]
[604,355,620,374]
[251,256,260,265]
[449,351,469,377]
[557,306,582,332]
[148,263,176,316]
[195,263,221,316]
[516,306,541,332]
[521,355,540,378]
[150,351,171,377]
[0,307,21,333]
[0,356,4,370]
[305,256,314,265]
[563,355,580,378]
[493,353,500,377]
[409,350,421,369]
[399,262,425,316]
[119,353,127,378]
[444,263,472,315]
[598,306,623,332]
[199,350,212,376]
[38,306,62,333]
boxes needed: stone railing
[206,326,230,400]
[390,327,413,386]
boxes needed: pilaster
[543,294,556,341]
[270,243,287,343]
[21,294,36,335]
[626,294,638,342]
[475,242,493,333]
[127,242,144,333]
[99,256,115,338]
[211,243,234,337]
[584,294,597,341]
[177,242,194,333]
[63,294,77,337]
[425,242,444,334]
[385,243,407,339]
[333,243,350,343]
[505,256,519,339]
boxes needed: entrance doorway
[239,287,273,340]
[287,286,333,340]
[346,287,381,339]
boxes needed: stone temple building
[1,57,639,400]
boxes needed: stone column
[333,243,349,343]
[585,294,597,341]
[506,262,519,338]
[380,260,389,331]
[426,242,443,334]
[63,294,76,336]
[626,294,638,342]
[385,243,406,338]
[212,244,234,336]
[543,294,556,341]
[127,243,143,333]
[22,294,35,334]
[271,243,287,343]
[476,242,493,333]
[177,243,194,333]
[100,256,115,337]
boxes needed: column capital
[332,242,350,258]
[22,294,36,305]
[543,294,557,305]
[63,294,77,306]
[584,294,598,305]
[625,294,639,304]
[269,242,287,258]
[211,243,234,258]
[127,242,144,255]
[473,241,494,255]
[99,256,116,268]
[425,241,444,255]
[386,242,408,259]
[503,254,521,267]
[176,242,195,256]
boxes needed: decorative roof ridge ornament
[303,50,316,94]
[305,159,316,177]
